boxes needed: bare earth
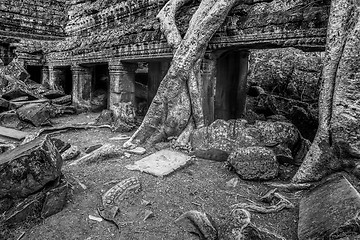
[7,113,301,240]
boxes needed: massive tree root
[124,0,271,148]
[293,0,360,182]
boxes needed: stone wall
[43,0,329,65]
[0,0,66,40]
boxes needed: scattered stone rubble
[0,136,69,228]
[191,118,310,180]
[0,59,75,129]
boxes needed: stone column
[71,64,92,108]
[41,66,49,86]
[236,50,250,118]
[48,65,54,89]
[148,61,170,106]
[201,55,217,125]
[108,61,137,111]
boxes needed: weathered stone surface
[175,210,218,240]
[126,149,191,177]
[51,95,72,105]
[95,109,113,125]
[228,147,279,180]
[0,97,9,111]
[51,138,71,154]
[0,136,63,198]
[191,148,229,162]
[298,175,360,240]
[0,198,13,214]
[248,94,318,140]
[16,102,51,127]
[61,145,80,161]
[191,119,301,163]
[84,144,103,154]
[0,111,22,129]
[41,177,69,218]
[43,89,65,99]
[0,191,45,226]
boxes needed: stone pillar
[108,61,137,111]
[41,66,49,86]
[148,61,170,106]
[201,55,217,125]
[71,64,92,108]
[47,65,54,89]
[236,50,250,118]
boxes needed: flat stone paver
[125,149,191,177]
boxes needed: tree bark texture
[293,0,360,182]
[124,0,240,147]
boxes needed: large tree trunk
[124,0,240,147]
[293,0,360,182]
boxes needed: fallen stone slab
[0,111,22,129]
[9,99,50,110]
[61,145,81,161]
[0,97,9,111]
[125,149,192,177]
[41,177,69,218]
[51,95,72,105]
[0,126,28,140]
[0,135,63,198]
[126,147,146,155]
[84,144,103,154]
[42,89,65,99]
[16,102,51,127]
[191,119,305,165]
[227,147,279,180]
[191,148,229,162]
[2,84,38,101]
[298,175,360,240]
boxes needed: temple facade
[1,0,330,123]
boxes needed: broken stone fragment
[298,175,360,240]
[0,135,63,198]
[41,176,69,218]
[175,210,218,240]
[61,145,81,161]
[84,144,103,154]
[0,111,22,129]
[0,97,9,111]
[126,147,146,155]
[227,147,279,180]
[191,119,300,162]
[42,89,65,99]
[51,95,72,105]
[126,149,191,177]
[0,191,45,226]
[16,102,51,127]
[51,138,71,154]
[191,148,229,162]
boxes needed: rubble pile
[0,136,69,229]
[0,59,75,129]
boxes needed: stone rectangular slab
[125,149,191,177]
[0,126,29,140]
[298,175,360,240]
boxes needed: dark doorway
[54,66,73,94]
[135,64,149,116]
[215,51,249,120]
[27,65,42,83]
[91,64,109,111]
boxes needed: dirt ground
[5,113,303,240]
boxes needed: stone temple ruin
[0,0,360,239]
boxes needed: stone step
[298,175,360,240]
